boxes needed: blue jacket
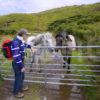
[11,37,31,69]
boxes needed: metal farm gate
[0,46,100,87]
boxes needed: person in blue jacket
[11,28,31,98]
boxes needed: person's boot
[14,92,24,98]
[23,85,29,91]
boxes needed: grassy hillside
[0,2,99,60]
[0,14,36,33]
[0,3,100,33]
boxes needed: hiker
[11,28,31,98]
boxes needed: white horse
[26,32,56,71]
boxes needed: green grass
[71,50,100,100]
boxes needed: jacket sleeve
[11,40,24,69]
[25,43,31,49]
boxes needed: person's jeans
[12,61,25,95]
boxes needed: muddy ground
[0,77,85,100]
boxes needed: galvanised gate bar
[0,45,100,87]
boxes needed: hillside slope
[0,3,100,33]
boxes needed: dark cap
[18,28,29,36]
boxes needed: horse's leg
[29,54,35,72]
[66,51,72,72]
[36,49,43,73]
[38,56,42,73]
[30,53,36,72]
[61,48,68,68]
[67,57,71,69]
[63,57,68,68]
[34,54,38,71]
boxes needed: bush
[0,29,17,35]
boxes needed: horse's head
[55,32,65,52]
[55,31,72,51]
[42,32,56,52]
[26,32,56,52]
[26,36,35,46]
[26,34,43,46]
[55,33,63,46]
[55,32,76,51]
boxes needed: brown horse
[55,31,76,69]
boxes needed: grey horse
[26,32,56,71]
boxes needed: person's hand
[31,47,37,53]
[21,67,25,72]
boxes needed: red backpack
[2,39,13,60]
